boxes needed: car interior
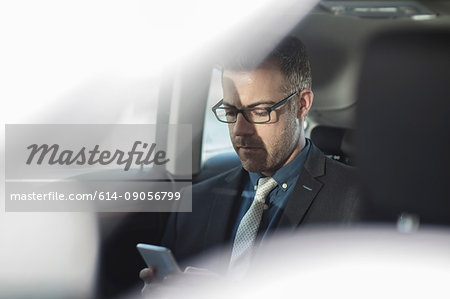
[1,0,450,298]
[94,1,450,297]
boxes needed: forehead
[222,61,285,106]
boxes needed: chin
[241,160,269,174]
[241,162,263,173]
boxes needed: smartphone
[136,243,181,278]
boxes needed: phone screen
[136,243,181,278]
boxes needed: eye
[224,109,237,117]
[252,109,269,117]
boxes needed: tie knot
[258,176,277,188]
[255,177,277,202]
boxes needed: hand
[139,267,163,295]
[139,266,219,297]
[139,267,156,294]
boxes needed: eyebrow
[222,100,277,109]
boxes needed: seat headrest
[310,125,355,159]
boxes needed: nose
[232,112,255,136]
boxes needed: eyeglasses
[212,91,299,124]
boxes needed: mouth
[234,138,265,154]
[237,146,264,154]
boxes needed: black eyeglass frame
[211,90,300,124]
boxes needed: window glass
[201,68,234,164]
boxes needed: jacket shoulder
[192,165,244,193]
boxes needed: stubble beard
[233,117,300,175]
[233,134,297,175]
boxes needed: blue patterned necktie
[229,176,278,275]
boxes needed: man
[141,36,362,284]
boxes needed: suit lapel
[276,143,325,231]
[203,166,245,250]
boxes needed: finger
[139,267,156,283]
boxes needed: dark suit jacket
[162,142,362,270]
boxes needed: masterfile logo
[4,124,192,212]
[26,141,170,171]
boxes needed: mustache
[233,137,265,148]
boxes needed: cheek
[256,126,280,149]
[263,119,297,151]
[228,124,235,138]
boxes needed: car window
[201,68,234,164]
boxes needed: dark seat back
[356,28,450,225]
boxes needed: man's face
[222,61,304,176]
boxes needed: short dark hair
[222,36,312,93]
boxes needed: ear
[297,89,314,118]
